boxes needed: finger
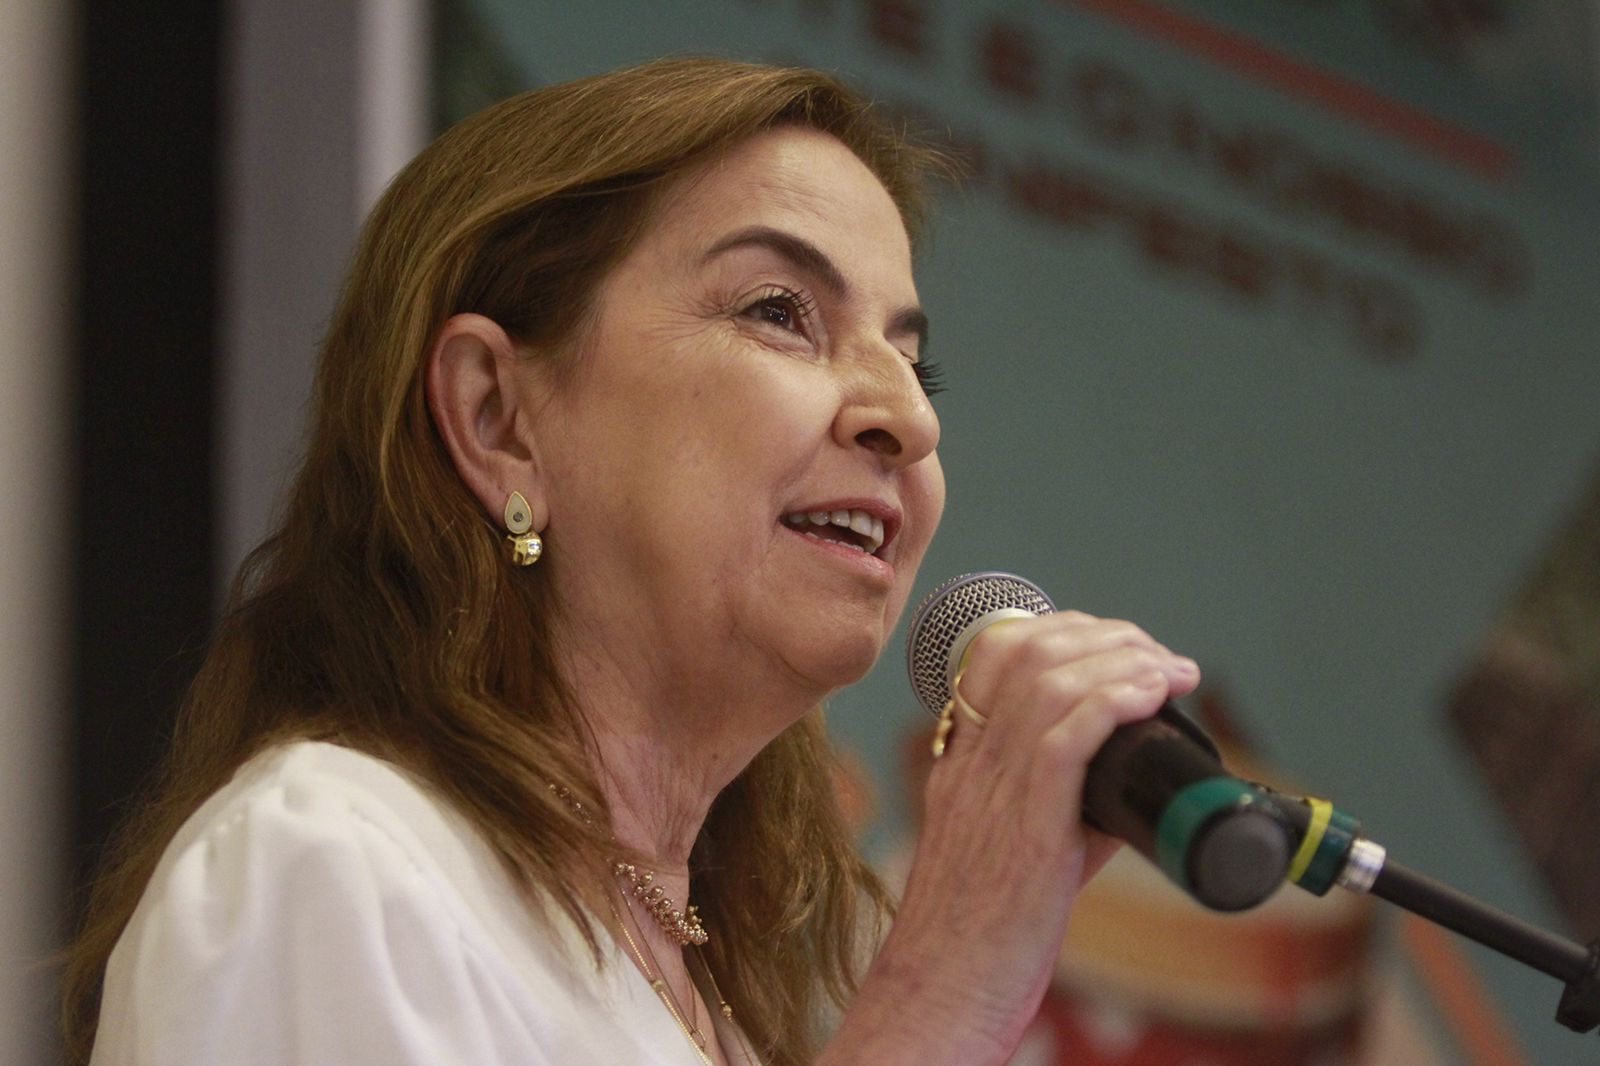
[1021,674,1172,813]
[969,613,1186,676]
[962,615,1198,710]
[965,647,1184,740]
[1166,658,1203,700]
[927,683,991,764]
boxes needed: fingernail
[1174,656,1200,675]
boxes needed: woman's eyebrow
[704,225,850,297]
[704,224,930,353]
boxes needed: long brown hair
[62,57,949,1065]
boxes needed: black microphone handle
[1080,701,1295,911]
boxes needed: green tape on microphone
[1154,777,1281,897]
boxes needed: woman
[64,57,1200,1065]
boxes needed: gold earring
[503,491,543,566]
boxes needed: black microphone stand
[1267,791,1600,1035]
[1081,702,1600,1031]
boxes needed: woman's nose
[833,348,940,467]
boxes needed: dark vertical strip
[71,1,222,898]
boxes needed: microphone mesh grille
[904,571,1055,715]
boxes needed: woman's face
[528,127,945,702]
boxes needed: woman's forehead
[640,128,914,278]
[663,131,892,224]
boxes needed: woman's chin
[784,633,886,695]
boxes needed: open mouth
[781,509,886,556]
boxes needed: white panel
[358,0,432,214]
[219,0,432,593]
[0,1,68,1063]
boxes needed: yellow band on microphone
[1287,797,1334,884]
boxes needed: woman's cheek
[908,458,947,544]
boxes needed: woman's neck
[555,629,817,1066]
[595,725,717,876]
[560,632,823,874]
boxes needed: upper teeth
[783,509,886,554]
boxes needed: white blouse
[92,741,724,1065]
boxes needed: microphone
[905,573,1600,1034]
[905,571,1294,912]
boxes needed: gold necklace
[691,947,752,1064]
[549,784,711,947]
[614,861,710,946]
[549,783,751,1062]
[696,947,737,1027]
[608,892,714,1064]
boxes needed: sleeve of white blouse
[92,765,554,1066]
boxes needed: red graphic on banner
[1061,0,1517,181]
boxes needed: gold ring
[931,673,988,759]
[952,671,989,727]
[931,698,957,758]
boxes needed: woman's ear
[425,313,549,532]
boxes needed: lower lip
[780,524,894,582]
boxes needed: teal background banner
[442,2,1600,1058]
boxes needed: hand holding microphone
[907,571,1296,912]
[853,570,1208,1062]
[901,571,1600,1039]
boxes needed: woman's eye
[913,359,946,398]
[741,288,814,337]
[757,298,798,329]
